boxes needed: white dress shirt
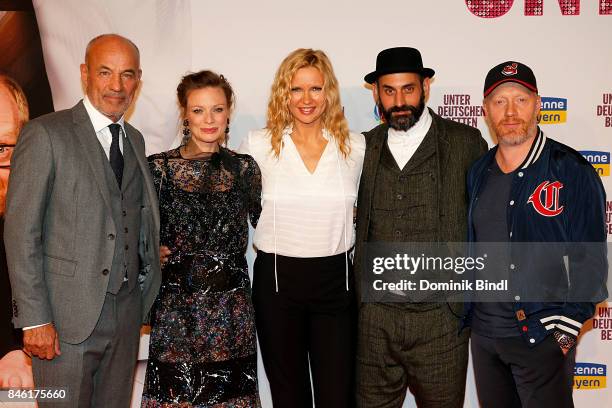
[386,106,432,170]
[23,98,126,331]
[239,128,365,258]
[83,96,126,156]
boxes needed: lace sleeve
[147,154,165,196]
[241,154,262,228]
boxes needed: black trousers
[253,251,356,408]
[471,332,576,408]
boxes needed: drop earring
[182,119,190,135]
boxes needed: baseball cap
[483,61,538,97]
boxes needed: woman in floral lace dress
[141,71,262,407]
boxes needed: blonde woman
[239,49,365,407]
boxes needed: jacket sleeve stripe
[540,315,583,329]
[559,315,583,329]
[556,323,579,337]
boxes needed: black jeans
[471,332,576,408]
[253,251,356,408]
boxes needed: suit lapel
[364,125,387,191]
[124,125,160,231]
[72,101,113,214]
[357,124,387,243]
[430,110,450,178]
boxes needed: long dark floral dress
[141,146,262,408]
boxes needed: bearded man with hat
[354,47,488,407]
[464,61,607,407]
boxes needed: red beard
[492,118,534,146]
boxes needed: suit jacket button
[12,300,18,317]
[108,234,115,240]
[125,244,129,250]
[102,269,110,276]
[122,210,127,216]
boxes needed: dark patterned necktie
[108,124,124,187]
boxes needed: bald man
[4,34,161,407]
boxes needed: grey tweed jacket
[354,109,488,303]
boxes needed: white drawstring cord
[273,136,283,293]
[334,140,349,291]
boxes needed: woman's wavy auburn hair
[266,48,350,158]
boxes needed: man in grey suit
[4,34,161,407]
[355,47,488,407]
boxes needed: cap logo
[501,63,518,76]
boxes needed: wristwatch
[554,330,576,351]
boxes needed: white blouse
[238,127,365,258]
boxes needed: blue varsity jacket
[463,128,608,346]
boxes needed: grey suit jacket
[4,101,161,344]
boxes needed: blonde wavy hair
[266,48,350,158]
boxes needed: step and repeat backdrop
[1,1,610,407]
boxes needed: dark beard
[379,92,426,131]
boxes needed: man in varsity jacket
[465,61,608,407]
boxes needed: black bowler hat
[364,47,435,84]
[484,61,538,97]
